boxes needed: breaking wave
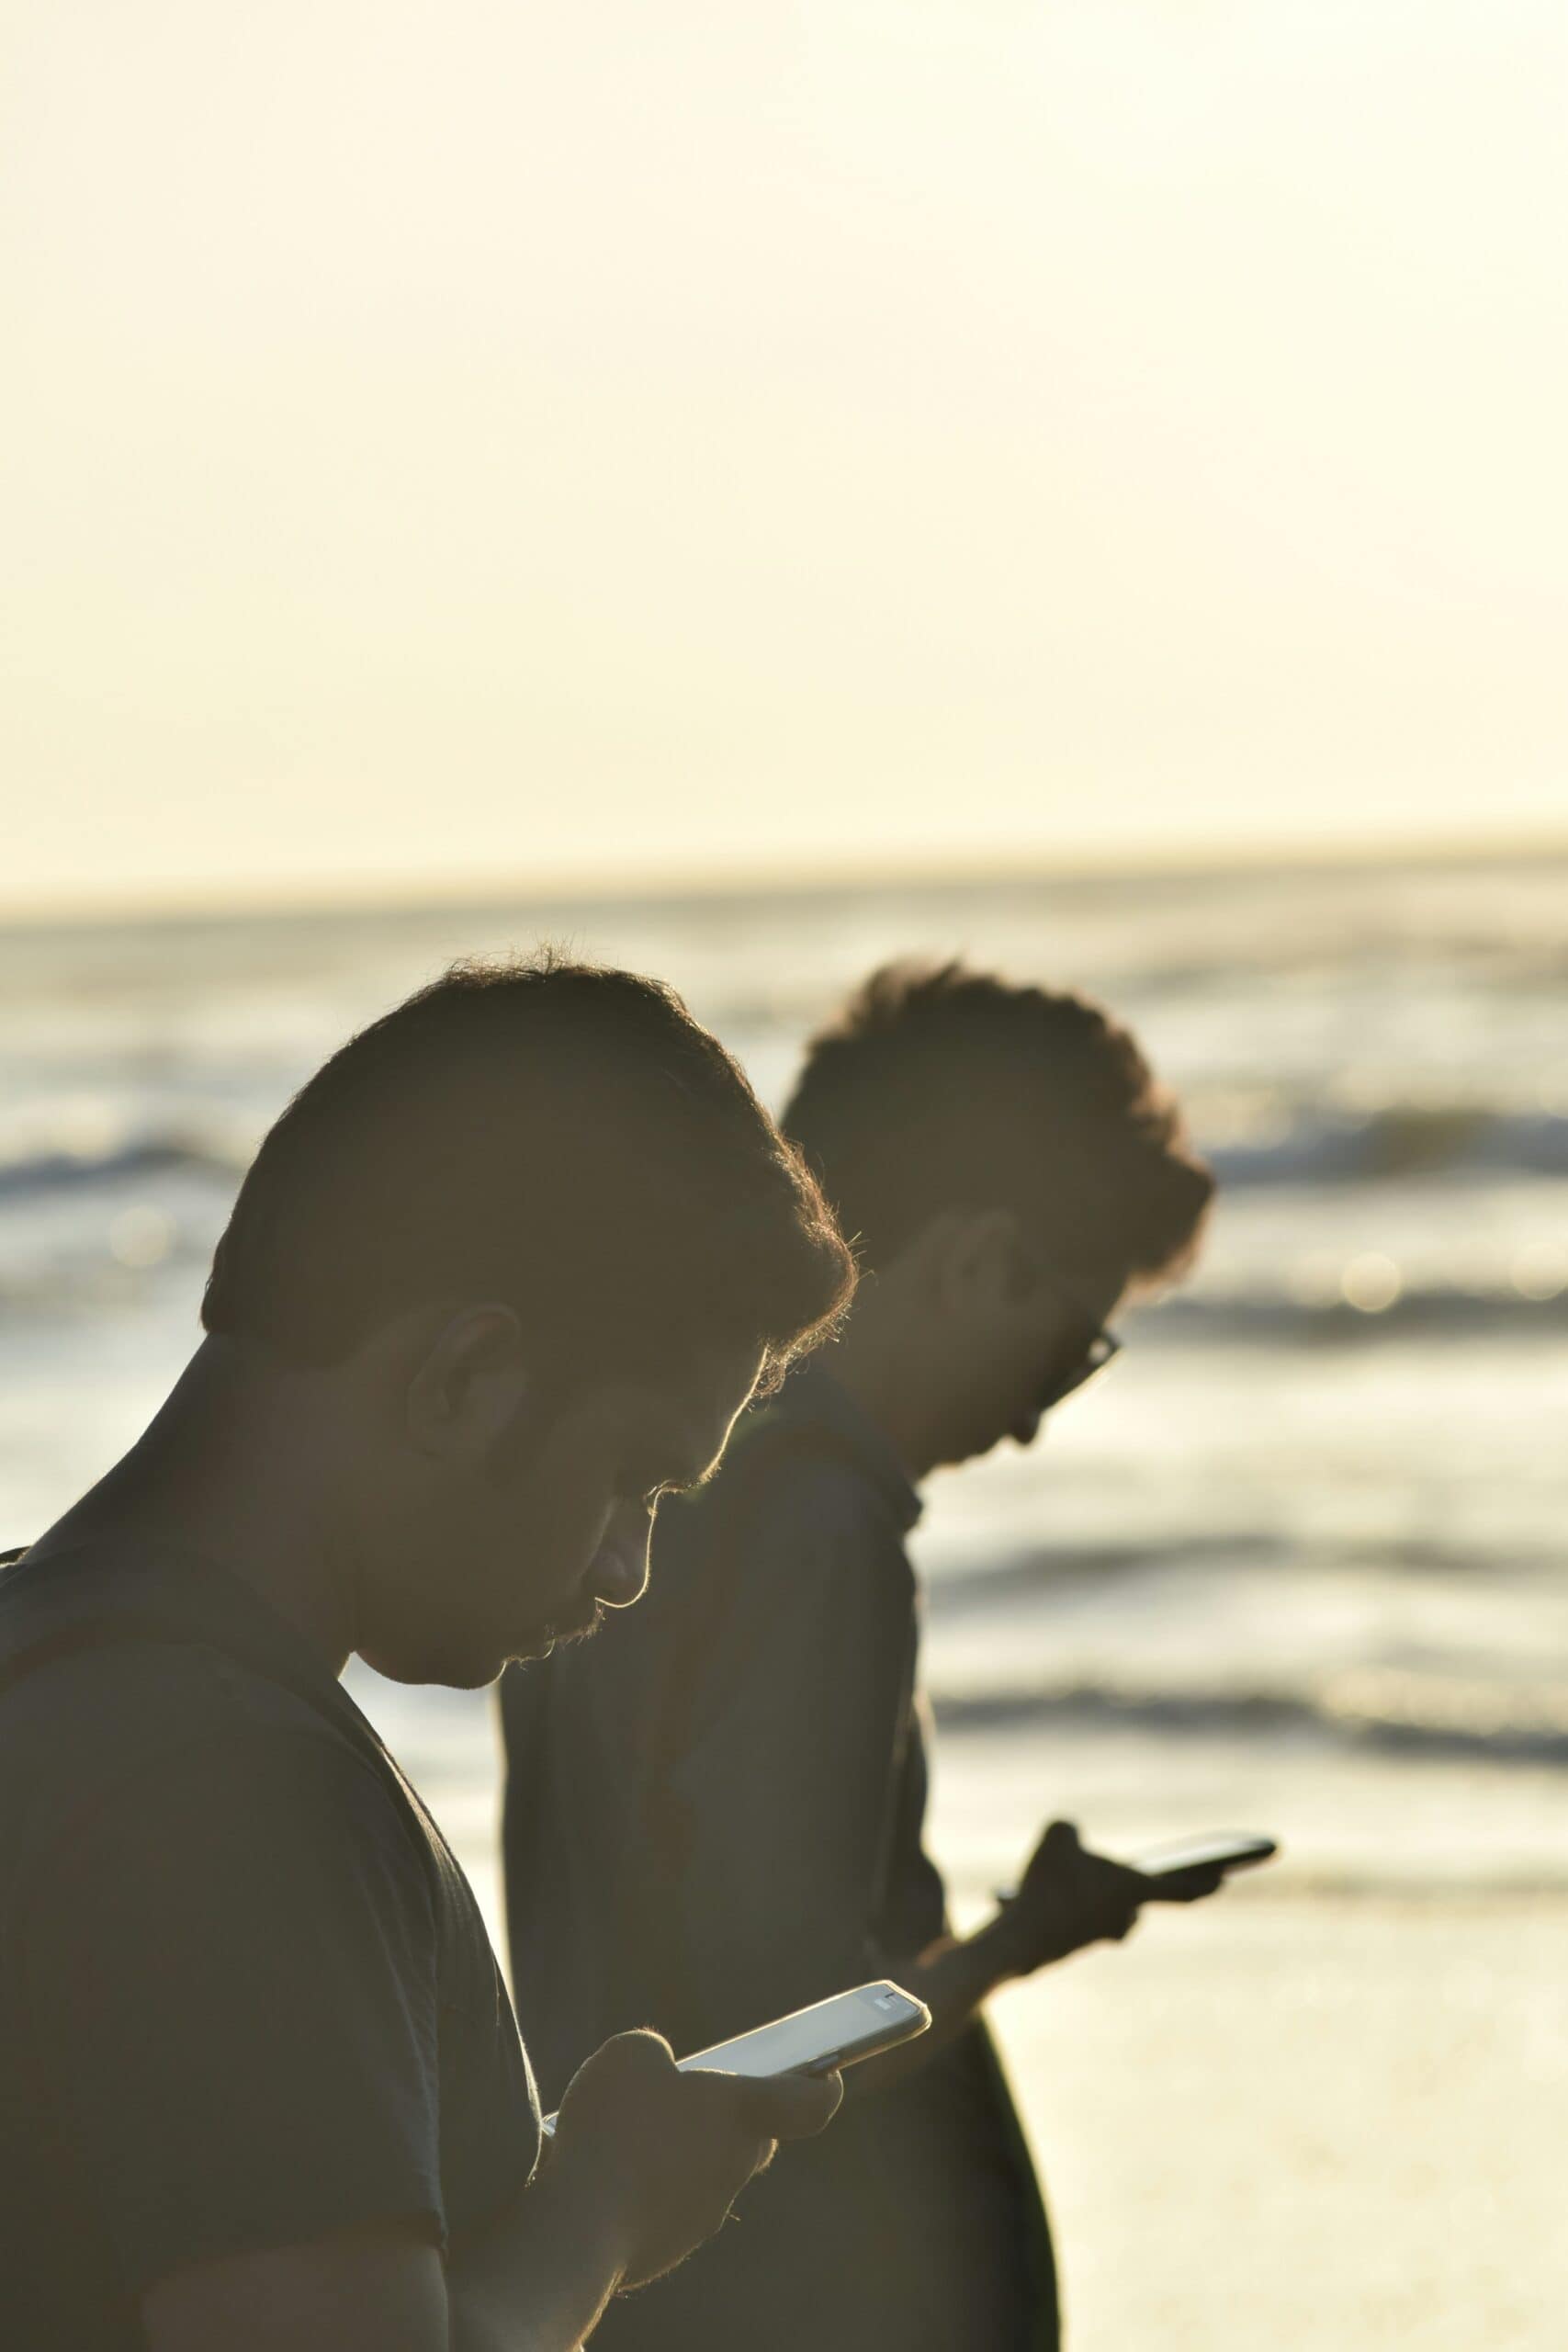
[931,1672,1568,1767]
[1207,1103,1568,1188]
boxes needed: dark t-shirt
[502,1365,1057,2352]
[0,1540,539,2349]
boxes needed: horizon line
[4,823,1565,935]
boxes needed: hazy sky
[4,0,1564,913]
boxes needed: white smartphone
[677,1980,931,2079]
[540,1981,931,2137]
[1134,1831,1278,1883]
[996,1829,1279,1908]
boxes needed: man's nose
[593,1510,653,1610]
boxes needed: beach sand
[383,1685,1568,2349]
[990,1885,1568,2350]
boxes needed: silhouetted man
[0,956,855,2352]
[503,961,1220,2351]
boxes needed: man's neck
[32,1338,361,1677]
[821,1303,939,1487]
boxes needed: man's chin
[359,1599,608,1685]
[512,1599,607,1666]
[358,1644,505,1692]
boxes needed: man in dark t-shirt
[0,1537,537,2348]
[504,961,1228,2350]
[507,1365,1055,2347]
[0,956,853,2352]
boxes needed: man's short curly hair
[783,959,1213,1293]
[204,952,855,1388]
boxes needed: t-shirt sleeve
[656,1467,915,2042]
[22,1724,446,2300]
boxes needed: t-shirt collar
[773,1357,923,1534]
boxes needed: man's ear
[928,1207,1024,1317]
[404,1305,531,1462]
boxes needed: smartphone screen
[680,1982,930,2080]
[540,1982,930,2137]
[1135,1832,1277,1881]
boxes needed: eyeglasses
[1032,1269,1122,1412]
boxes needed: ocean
[4,854,1566,2342]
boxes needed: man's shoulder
[0,1557,402,1878]
[680,1403,907,1555]
[639,1408,915,1663]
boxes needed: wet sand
[989,1885,1568,2350]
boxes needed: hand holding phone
[994,1821,1279,1973]
[995,1819,1147,1971]
[541,1982,930,2140]
[543,2028,843,2294]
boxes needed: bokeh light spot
[1341,1252,1402,1315]
[109,1205,175,1270]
